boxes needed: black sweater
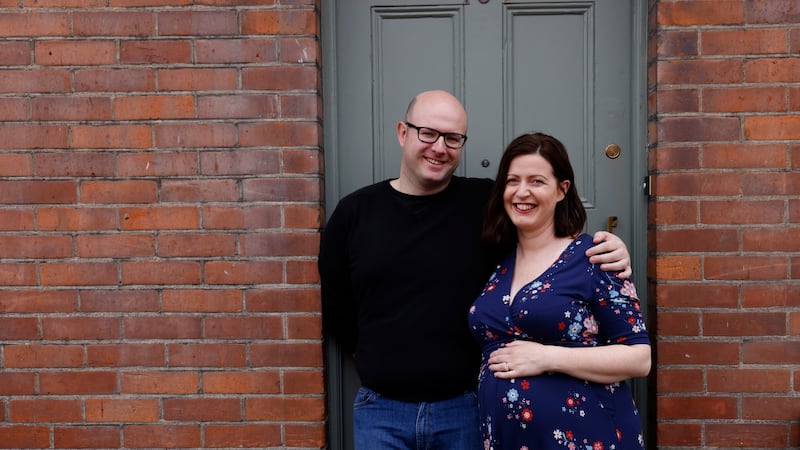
[319,177,495,401]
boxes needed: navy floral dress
[468,234,650,450]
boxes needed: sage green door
[322,1,647,448]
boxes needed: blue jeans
[352,386,481,450]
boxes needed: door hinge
[642,176,653,197]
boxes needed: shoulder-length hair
[481,132,586,250]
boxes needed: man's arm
[318,209,358,355]
[585,231,631,278]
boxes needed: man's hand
[585,231,631,278]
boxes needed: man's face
[396,93,467,195]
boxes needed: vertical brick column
[649,0,799,448]
[0,1,325,449]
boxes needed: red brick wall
[0,1,325,449]
[649,0,799,448]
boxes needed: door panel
[324,1,638,448]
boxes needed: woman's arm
[487,341,651,384]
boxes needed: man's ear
[396,121,407,147]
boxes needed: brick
[658,0,744,26]
[745,58,800,82]
[32,96,112,121]
[164,398,242,422]
[205,316,284,339]
[0,317,39,340]
[250,342,322,367]
[705,311,787,337]
[649,145,699,170]
[35,40,115,66]
[708,422,788,447]
[746,0,800,24]
[651,255,702,281]
[198,94,278,119]
[245,288,321,313]
[162,289,242,313]
[241,232,319,257]
[119,40,192,64]
[157,232,236,257]
[742,172,800,195]
[703,143,787,169]
[656,368,703,393]
[122,425,201,449]
[0,290,77,313]
[114,95,195,120]
[649,200,698,225]
[287,314,321,339]
[202,205,282,230]
[36,152,116,177]
[80,290,160,313]
[71,124,152,150]
[85,399,160,423]
[204,424,282,448]
[743,284,800,307]
[0,263,37,286]
[657,59,742,85]
[40,371,118,394]
[157,68,238,91]
[241,9,318,35]
[204,261,283,285]
[239,121,320,147]
[653,228,738,252]
[743,340,799,364]
[657,88,699,113]
[74,68,156,92]
[0,12,70,37]
[708,369,790,393]
[704,86,785,112]
[40,262,119,286]
[659,283,740,308]
[200,150,280,176]
[243,178,321,202]
[0,235,72,258]
[283,369,324,394]
[160,179,239,202]
[702,200,785,225]
[658,396,738,419]
[43,316,121,340]
[73,11,154,36]
[0,98,29,121]
[154,123,236,149]
[657,340,740,365]
[196,38,278,64]
[284,149,321,174]
[653,172,741,196]
[0,124,69,149]
[246,397,325,421]
[120,206,200,230]
[159,10,237,36]
[705,256,787,280]
[0,208,35,231]
[656,30,698,57]
[123,315,201,339]
[80,180,157,204]
[285,205,322,229]
[121,261,202,285]
[703,28,787,55]
[167,343,247,367]
[0,154,33,177]
[285,423,326,448]
[0,425,50,449]
[745,229,800,252]
[121,371,199,394]
[118,151,197,177]
[743,396,800,420]
[0,373,36,395]
[0,41,32,66]
[287,260,318,284]
[0,70,70,94]
[203,371,281,394]
[86,344,165,367]
[280,93,321,119]
[10,399,82,422]
[42,213,91,240]
[746,115,800,140]
[658,116,741,142]
[656,422,703,448]
[279,37,320,64]
[657,311,700,336]
[77,234,156,258]
[243,66,319,90]
[54,426,120,449]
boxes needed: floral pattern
[468,235,650,450]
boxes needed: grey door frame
[320,2,651,448]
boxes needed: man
[319,90,630,449]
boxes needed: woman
[468,132,651,449]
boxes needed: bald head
[405,90,467,131]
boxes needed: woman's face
[503,153,569,234]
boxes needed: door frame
[320,2,651,448]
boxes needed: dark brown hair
[481,132,586,250]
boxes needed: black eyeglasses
[405,121,468,149]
